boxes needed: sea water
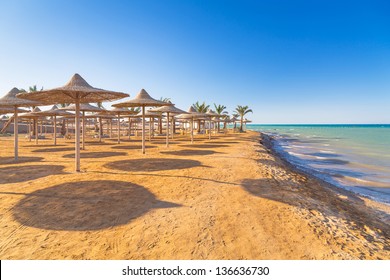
[247,124,390,204]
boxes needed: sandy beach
[0,130,389,260]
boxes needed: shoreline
[0,131,389,259]
[258,131,390,206]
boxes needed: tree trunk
[240,117,244,132]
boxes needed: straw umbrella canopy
[136,109,161,142]
[17,74,128,172]
[19,107,45,144]
[35,105,75,145]
[89,111,116,142]
[0,107,27,114]
[175,106,205,143]
[149,104,186,147]
[60,103,106,149]
[107,107,130,144]
[0,107,26,157]
[112,89,169,154]
[0,88,40,159]
[117,108,140,140]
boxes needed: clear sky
[0,0,389,124]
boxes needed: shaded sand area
[0,131,389,259]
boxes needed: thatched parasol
[17,74,128,172]
[60,103,106,149]
[205,109,219,140]
[150,104,186,147]
[112,89,169,154]
[136,109,161,142]
[19,107,43,138]
[0,107,27,114]
[175,106,205,143]
[89,111,115,142]
[0,88,40,159]
[35,105,75,145]
[19,105,52,144]
[111,107,138,143]
[109,107,132,144]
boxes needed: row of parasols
[0,74,242,172]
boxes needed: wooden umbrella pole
[166,112,170,147]
[149,117,152,142]
[28,119,31,142]
[109,120,112,138]
[99,117,102,143]
[82,111,85,150]
[191,118,194,143]
[35,119,38,144]
[75,100,81,172]
[13,107,18,160]
[128,117,131,140]
[209,119,212,140]
[171,117,174,139]
[117,113,121,144]
[142,106,145,154]
[54,115,57,146]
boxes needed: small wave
[339,176,390,188]
[320,150,335,154]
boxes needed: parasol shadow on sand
[104,158,204,172]
[160,149,220,156]
[112,89,169,154]
[0,164,66,184]
[12,180,181,231]
[32,147,75,153]
[17,74,129,172]
[62,151,127,159]
[0,156,43,165]
[111,144,157,150]
[179,144,229,149]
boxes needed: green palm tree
[234,105,253,132]
[214,104,226,132]
[96,102,105,109]
[193,101,209,132]
[128,107,141,114]
[160,97,171,103]
[193,101,209,113]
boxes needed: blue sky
[0,0,389,123]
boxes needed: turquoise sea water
[247,124,390,204]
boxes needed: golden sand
[0,131,389,259]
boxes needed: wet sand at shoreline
[0,131,389,259]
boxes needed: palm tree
[193,101,209,132]
[96,102,105,109]
[234,105,253,132]
[214,103,227,132]
[193,101,209,113]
